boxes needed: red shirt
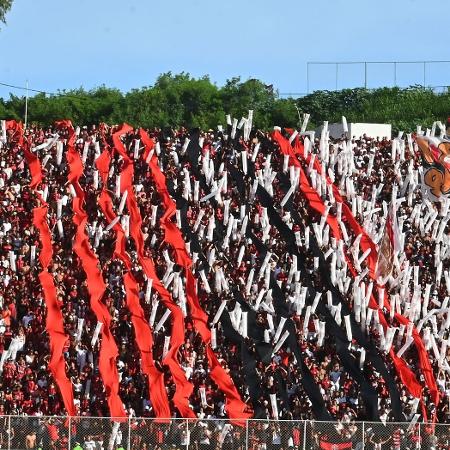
[46,423,59,441]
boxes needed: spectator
[0,117,448,436]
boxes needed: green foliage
[122,73,225,129]
[297,86,450,133]
[0,0,12,24]
[23,87,124,126]
[220,77,277,129]
[1,73,449,132]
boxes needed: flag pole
[24,80,29,129]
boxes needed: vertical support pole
[127,416,132,450]
[245,419,249,450]
[7,416,11,450]
[307,63,310,94]
[362,421,365,450]
[335,63,339,91]
[423,61,426,87]
[364,62,368,89]
[24,80,29,130]
[302,420,307,450]
[68,416,72,450]
[418,420,421,449]
[186,419,189,450]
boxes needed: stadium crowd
[0,116,449,448]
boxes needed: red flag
[319,437,352,450]
[111,125,196,418]
[140,129,252,424]
[375,203,400,284]
[272,130,437,420]
[10,120,77,416]
[95,145,171,420]
[56,120,126,419]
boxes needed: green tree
[22,87,124,126]
[0,73,449,132]
[0,0,12,24]
[123,72,224,129]
[270,98,298,128]
[296,86,450,133]
[220,77,277,129]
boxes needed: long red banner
[95,144,171,419]
[111,125,195,418]
[272,131,435,417]
[7,120,77,416]
[140,129,252,423]
[56,120,126,419]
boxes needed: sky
[0,0,449,99]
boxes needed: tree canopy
[0,0,12,24]
[1,72,448,133]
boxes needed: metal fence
[306,60,450,93]
[0,416,446,449]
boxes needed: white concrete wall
[317,123,392,140]
[348,123,392,140]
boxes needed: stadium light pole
[423,62,426,87]
[24,80,28,129]
[364,62,367,89]
[306,62,310,94]
[335,63,339,90]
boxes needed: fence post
[302,420,307,450]
[68,416,71,450]
[7,416,11,450]
[418,420,421,448]
[245,419,249,450]
[127,416,131,450]
[186,419,189,450]
[362,421,365,450]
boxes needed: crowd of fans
[0,116,449,448]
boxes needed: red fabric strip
[95,147,171,420]
[295,136,439,417]
[112,125,195,418]
[140,129,251,424]
[32,207,77,416]
[320,439,352,450]
[273,131,428,409]
[55,120,126,419]
[9,120,77,416]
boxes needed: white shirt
[84,440,96,450]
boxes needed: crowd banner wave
[415,132,450,200]
[139,128,251,424]
[111,124,196,419]
[272,130,438,421]
[55,120,126,419]
[95,133,171,420]
[9,120,77,416]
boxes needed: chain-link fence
[0,416,445,449]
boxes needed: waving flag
[319,436,352,450]
[415,134,450,200]
[375,203,401,284]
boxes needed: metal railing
[306,60,450,93]
[0,416,445,449]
